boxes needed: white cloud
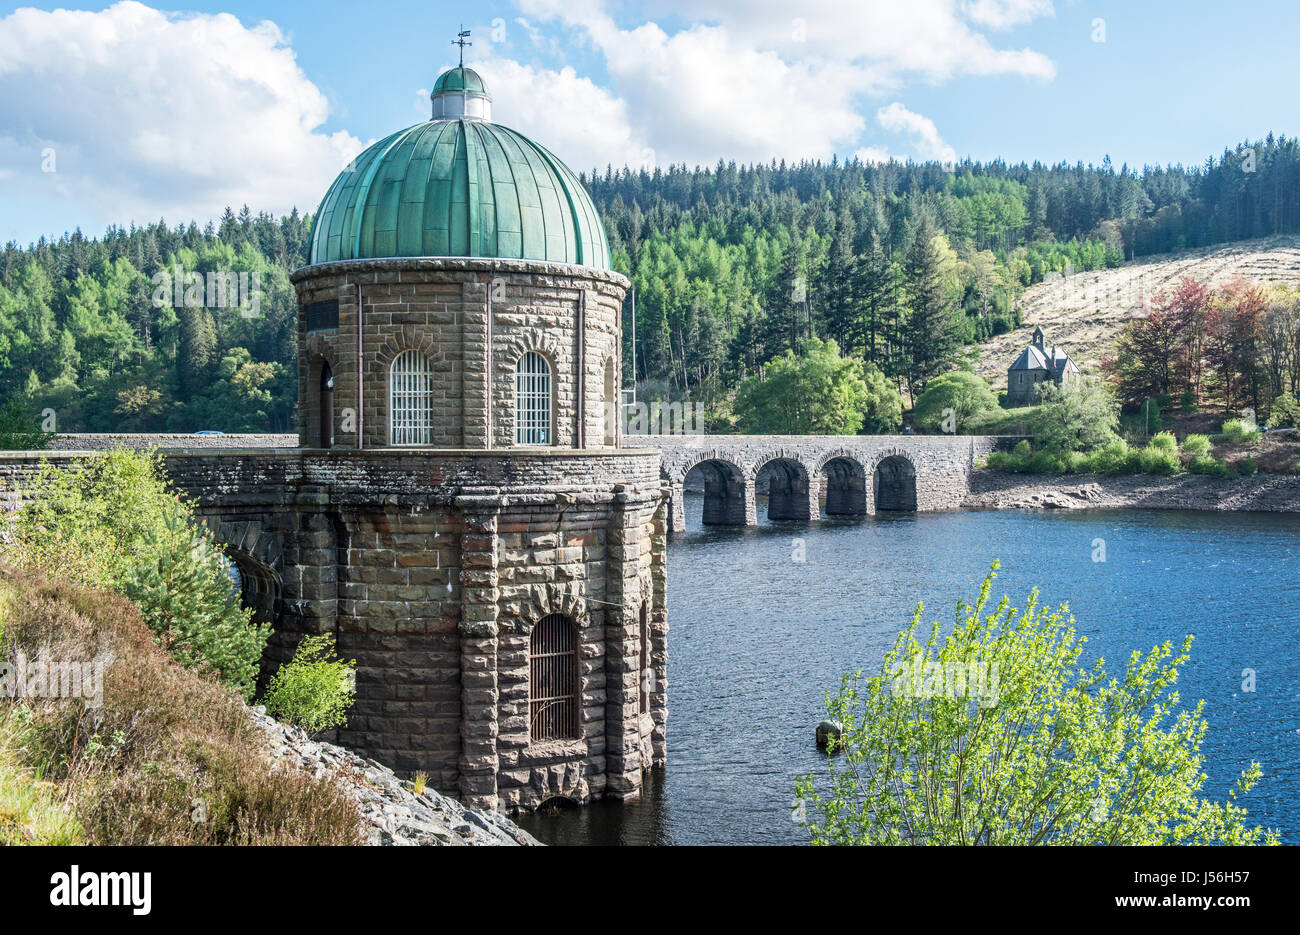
[875,103,958,164]
[477,57,652,174]
[961,0,1055,30]
[0,1,362,228]
[512,0,1054,166]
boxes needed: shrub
[1179,389,1198,413]
[1,450,269,699]
[1180,434,1212,459]
[0,569,364,845]
[1064,450,1091,473]
[1221,418,1261,445]
[1269,392,1300,429]
[1034,380,1120,453]
[123,511,269,701]
[1189,455,1227,476]
[795,563,1278,845]
[263,634,357,734]
[1238,455,1259,476]
[1138,446,1181,475]
[913,372,999,433]
[1090,439,1132,475]
[1027,449,1064,473]
[1149,431,1178,454]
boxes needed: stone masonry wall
[291,259,629,451]
[0,447,665,814]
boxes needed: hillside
[977,236,1300,391]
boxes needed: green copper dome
[431,66,491,99]
[307,69,610,270]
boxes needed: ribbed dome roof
[431,66,491,99]
[307,69,610,270]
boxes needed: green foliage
[987,434,1183,476]
[859,362,903,434]
[1034,379,1120,453]
[734,338,872,434]
[913,371,999,433]
[794,563,1278,846]
[123,511,269,701]
[1181,433,1212,458]
[1237,455,1259,475]
[0,212,304,432]
[0,570,364,845]
[263,634,357,734]
[1189,454,1228,476]
[1269,391,1300,428]
[1221,418,1261,445]
[0,398,52,450]
[1148,430,1178,454]
[0,449,269,698]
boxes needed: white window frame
[390,350,433,446]
[515,351,552,446]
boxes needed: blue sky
[0,0,1296,246]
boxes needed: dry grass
[977,236,1300,389]
[0,566,365,845]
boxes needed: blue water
[520,496,1300,845]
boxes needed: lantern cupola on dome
[306,33,610,270]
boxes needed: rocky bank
[965,469,1300,512]
[249,706,541,847]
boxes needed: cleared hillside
[976,236,1300,392]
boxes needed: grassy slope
[0,568,365,845]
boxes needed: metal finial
[452,26,471,68]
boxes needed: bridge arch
[224,546,282,625]
[753,455,815,522]
[872,451,918,512]
[818,454,868,516]
[679,454,750,528]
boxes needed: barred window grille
[390,350,433,445]
[639,601,650,715]
[515,351,552,445]
[530,614,578,741]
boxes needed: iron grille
[639,602,650,715]
[390,350,433,445]
[304,299,339,332]
[515,351,551,445]
[530,613,578,741]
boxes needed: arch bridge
[622,434,1021,533]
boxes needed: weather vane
[452,26,471,67]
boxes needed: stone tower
[282,64,667,812]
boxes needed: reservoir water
[519,492,1300,845]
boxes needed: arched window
[529,613,578,741]
[515,351,552,445]
[390,350,433,445]
[319,362,335,448]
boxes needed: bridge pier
[667,483,687,534]
[766,470,818,521]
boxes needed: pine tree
[901,219,961,401]
[821,204,858,352]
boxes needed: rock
[815,719,843,751]
[245,704,541,847]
